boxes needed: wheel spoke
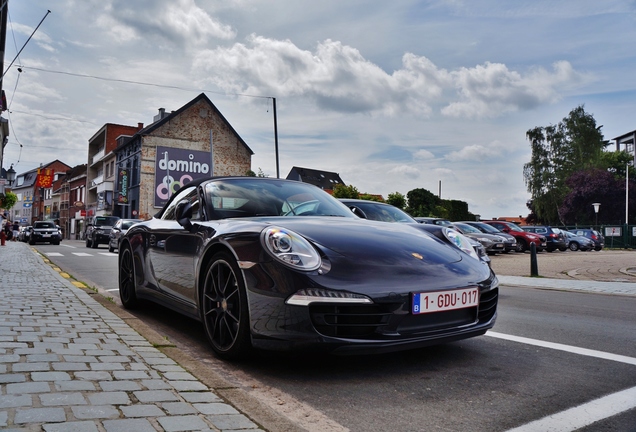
[202,259,243,352]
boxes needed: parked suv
[569,229,604,251]
[85,216,120,249]
[522,226,567,252]
[482,220,547,253]
[29,221,62,245]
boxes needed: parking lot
[489,248,636,282]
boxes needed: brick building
[9,160,71,225]
[114,93,253,220]
[87,123,144,219]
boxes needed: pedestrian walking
[12,220,19,241]
[3,220,12,241]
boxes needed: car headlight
[261,226,322,271]
[443,228,480,261]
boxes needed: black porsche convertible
[118,177,498,359]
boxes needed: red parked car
[482,220,547,253]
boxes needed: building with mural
[113,93,253,220]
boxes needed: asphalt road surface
[33,240,636,431]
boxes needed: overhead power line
[14,65,271,100]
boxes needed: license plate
[43,234,51,237]
[412,287,479,314]
[495,243,504,248]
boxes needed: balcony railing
[91,149,105,165]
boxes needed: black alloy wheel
[86,238,91,248]
[119,244,139,309]
[201,252,250,359]
[516,239,527,253]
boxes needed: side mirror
[176,199,193,231]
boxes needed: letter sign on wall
[154,146,213,207]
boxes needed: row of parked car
[338,199,605,256]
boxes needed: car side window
[160,186,197,220]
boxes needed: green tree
[405,188,440,217]
[523,105,606,224]
[0,191,17,210]
[386,192,406,209]
[600,150,636,179]
[359,194,384,202]
[332,184,360,198]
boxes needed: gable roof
[120,93,253,155]
[286,166,345,190]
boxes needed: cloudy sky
[3,0,635,218]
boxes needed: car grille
[309,304,392,338]
[308,286,498,339]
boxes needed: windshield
[506,222,524,232]
[473,222,500,234]
[454,223,481,234]
[94,216,119,226]
[351,202,416,223]
[204,178,355,220]
[33,221,55,229]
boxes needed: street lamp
[592,202,601,227]
[6,165,16,186]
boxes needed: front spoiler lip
[251,313,497,355]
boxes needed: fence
[562,225,636,249]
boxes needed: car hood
[251,217,466,266]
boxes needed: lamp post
[6,165,16,186]
[592,202,601,227]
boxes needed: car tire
[201,251,251,360]
[119,244,140,309]
[29,238,35,245]
[569,242,579,251]
[91,238,98,249]
[594,246,602,251]
[559,247,567,252]
[516,240,527,253]
[108,244,115,253]
[86,238,91,248]
[52,240,60,245]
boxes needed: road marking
[60,244,77,248]
[45,252,64,257]
[99,253,117,257]
[486,331,636,366]
[71,253,94,257]
[505,386,636,432]
[487,331,636,431]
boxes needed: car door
[148,185,204,305]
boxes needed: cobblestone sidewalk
[0,242,264,431]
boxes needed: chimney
[137,122,144,130]
[153,108,166,123]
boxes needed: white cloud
[388,165,420,176]
[192,36,452,116]
[442,61,585,118]
[85,0,236,45]
[414,149,435,159]
[445,140,509,161]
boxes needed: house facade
[10,160,71,225]
[60,164,87,239]
[86,123,144,220]
[114,93,253,220]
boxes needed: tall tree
[560,168,636,225]
[523,105,606,224]
[386,192,406,209]
[406,188,441,217]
